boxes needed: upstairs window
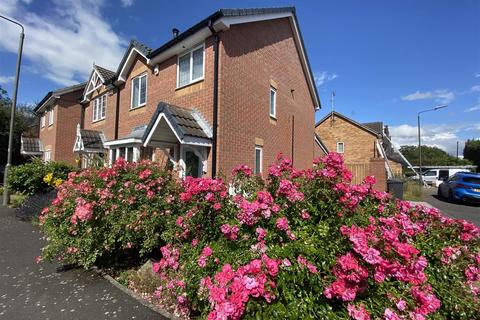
[40,114,46,128]
[269,87,277,118]
[177,44,204,88]
[131,73,147,109]
[93,94,106,122]
[48,108,54,126]
[337,142,344,153]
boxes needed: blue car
[438,172,480,204]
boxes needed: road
[0,205,164,320]
[422,188,480,226]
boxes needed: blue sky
[0,0,479,155]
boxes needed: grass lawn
[403,180,424,201]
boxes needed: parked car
[437,172,480,204]
[421,168,469,186]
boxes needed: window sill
[92,118,106,124]
[130,103,146,111]
[175,78,204,91]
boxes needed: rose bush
[40,159,179,267]
[40,154,479,319]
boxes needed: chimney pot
[172,28,179,38]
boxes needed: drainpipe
[208,20,219,178]
[114,85,120,140]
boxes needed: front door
[185,149,201,178]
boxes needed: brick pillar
[368,158,387,192]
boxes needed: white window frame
[337,142,345,153]
[176,43,205,88]
[130,73,147,109]
[92,94,107,122]
[254,145,263,174]
[269,86,277,118]
[40,114,46,128]
[48,108,54,126]
[44,150,51,162]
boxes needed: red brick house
[23,83,86,165]
[315,111,405,190]
[28,7,321,177]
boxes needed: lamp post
[417,105,447,186]
[1,15,24,206]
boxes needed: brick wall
[38,89,83,165]
[83,88,118,141]
[315,115,378,163]
[368,158,387,191]
[217,18,316,176]
[38,106,56,161]
[115,39,215,175]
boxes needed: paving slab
[0,205,164,320]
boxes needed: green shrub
[7,158,74,195]
[40,158,179,268]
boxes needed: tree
[463,139,480,172]
[0,85,36,166]
[399,145,471,168]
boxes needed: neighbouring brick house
[26,7,321,177]
[315,111,404,191]
[22,83,86,165]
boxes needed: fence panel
[346,163,370,184]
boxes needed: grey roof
[21,137,43,155]
[142,102,211,142]
[362,122,384,135]
[80,129,104,150]
[95,65,116,83]
[126,125,148,139]
[115,39,152,75]
[315,111,381,137]
[34,82,86,112]
[314,133,329,154]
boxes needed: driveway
[422,188,480,226]
[0,206,164,320]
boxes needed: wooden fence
[346,163,371,185]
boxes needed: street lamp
[1,14,24,206]
[417,105,447,186]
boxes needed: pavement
[420,188,480,226]
[0,205,164,320]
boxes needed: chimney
[172,28,179,38]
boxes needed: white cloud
[470,85,480,92]
[475,73,480,78]
[464,97,480,112]
[314,71,338,86]
[0,75,15,84]
[401,89,455,104]
[389,123,466,155]
[0,0,127,86]
[120,0,134,7]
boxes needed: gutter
[208,20,220,178]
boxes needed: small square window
[254,146,263,174]
[337,142,345,153]
[269,87,277,118]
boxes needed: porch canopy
[20,136,44,156]
[104,102,212,176]
[73,124,106,153]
